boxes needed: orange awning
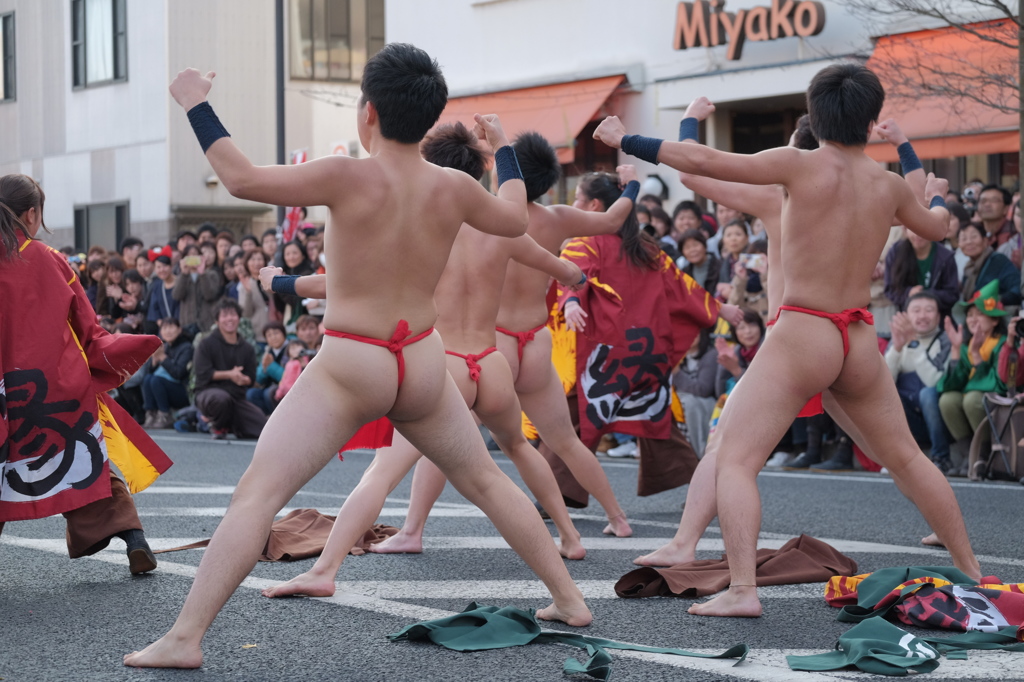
[435,75,625,165]
[864,20,1019,162]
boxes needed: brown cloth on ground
[615,534,858,599]
[153,508,399,561]
[538,386,699,506]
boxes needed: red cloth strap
[325,320,433,456]
[777,305,874,357]
[324,320,433,386]
[495,323,546,364]
[445,347,499,383]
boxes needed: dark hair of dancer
[421,122,491,181]
[792,114,819,151]
[0,174,47,262]
[577,172,658,270]
[807,63,885,147]
[360,43,448,145]
[513,131,560,202]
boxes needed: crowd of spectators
[61,214,327,440]
[63,179,1024,478]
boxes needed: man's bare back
[595,63,978,618]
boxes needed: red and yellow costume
[1,236,172,526]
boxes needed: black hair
[807,63,885,146]
[282,239,313,275]
[959,222,988,240]
[513,131,560,202]
[722,218,750,237]
[639,194,664,207]
[176,229,197,242]
[693,328,713,358]
[262,320,286,337]
[241,234,259,247]
[420,122,490,180]
[123,269,146,287]
[159,316,181,328]
[980,184,1012,207]
[907,291,940,308]
[261,228,278,240]
[672,200,703,222]
[887,239,919,296]
[197,222,218,238]
[948,202,971,231]
[636,205,651,220]
[0,174,47,262]
[213,297,243,320]
[730,309,766,346]
[678,228,707,248]
[154,255,172,266]
[360,43,447,144]
[120,236,144,251]
[577,172,659,270]
[792,114,819,151]
[649,206,671,228]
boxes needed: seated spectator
[997,314,1024,391]
[248,321,288,415]
[677,228,721,294]
[293,314,321,348]
[240,234,260,253]
[174,243,224,335]
[885,293,953,472]
[726,242,768,321]
[85,259,107,311]
[193,298,267,439]
[958,222,1021,308]
[673,329,717,456]
[146,254,180,332]
[116,270,149,328]
[714,310,764,398]
[716,219,749,301]
[938,281,1008,475]
[884,229,959,319]
[274,240,315,329]
[237,250,270,343]
[142,318,194,429]
[222,253,240,299]
[274,339,314,402]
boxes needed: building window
[290,0,384,82]
[72,0,127,88]
[0,12,14,102]
[74,202,129,252]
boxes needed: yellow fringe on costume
[521,301,577,440]
[97,398,162,493]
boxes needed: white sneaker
[765,451,793,467]
[606,441,638,458]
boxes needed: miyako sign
[674,0,826,61]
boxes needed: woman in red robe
[0,174,171,572]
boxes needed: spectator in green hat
[937,279,1008,476]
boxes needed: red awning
[435,76,625,165]
[864,20,1019,162]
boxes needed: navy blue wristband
[929,195,946,210]
[620,180,640,204]
[566,296,581,306]
[186,101,231,153]
[678,117,699,142]
[577,272,587,286]
[494,145,524,186]
[271,275,298,296]
[897,141,922,175]
[620,135,663,165]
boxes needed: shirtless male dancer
[257,125,590,602]
[372,132,638,551]
[635,103,931,569]
[125,44,590,669]
[595,63,981,619]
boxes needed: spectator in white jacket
[885,292,953,472]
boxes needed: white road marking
[1,536,1015,681]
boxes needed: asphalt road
[2,432,1023,681]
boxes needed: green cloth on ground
[788,619,940,676]
[920,626,1024,656]
[838,566,977,623]
[387,602,748,681]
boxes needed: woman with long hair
[237,249,270,343]
[557,171,739,500]
[273,239,315,329]
[0,173,169,573]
